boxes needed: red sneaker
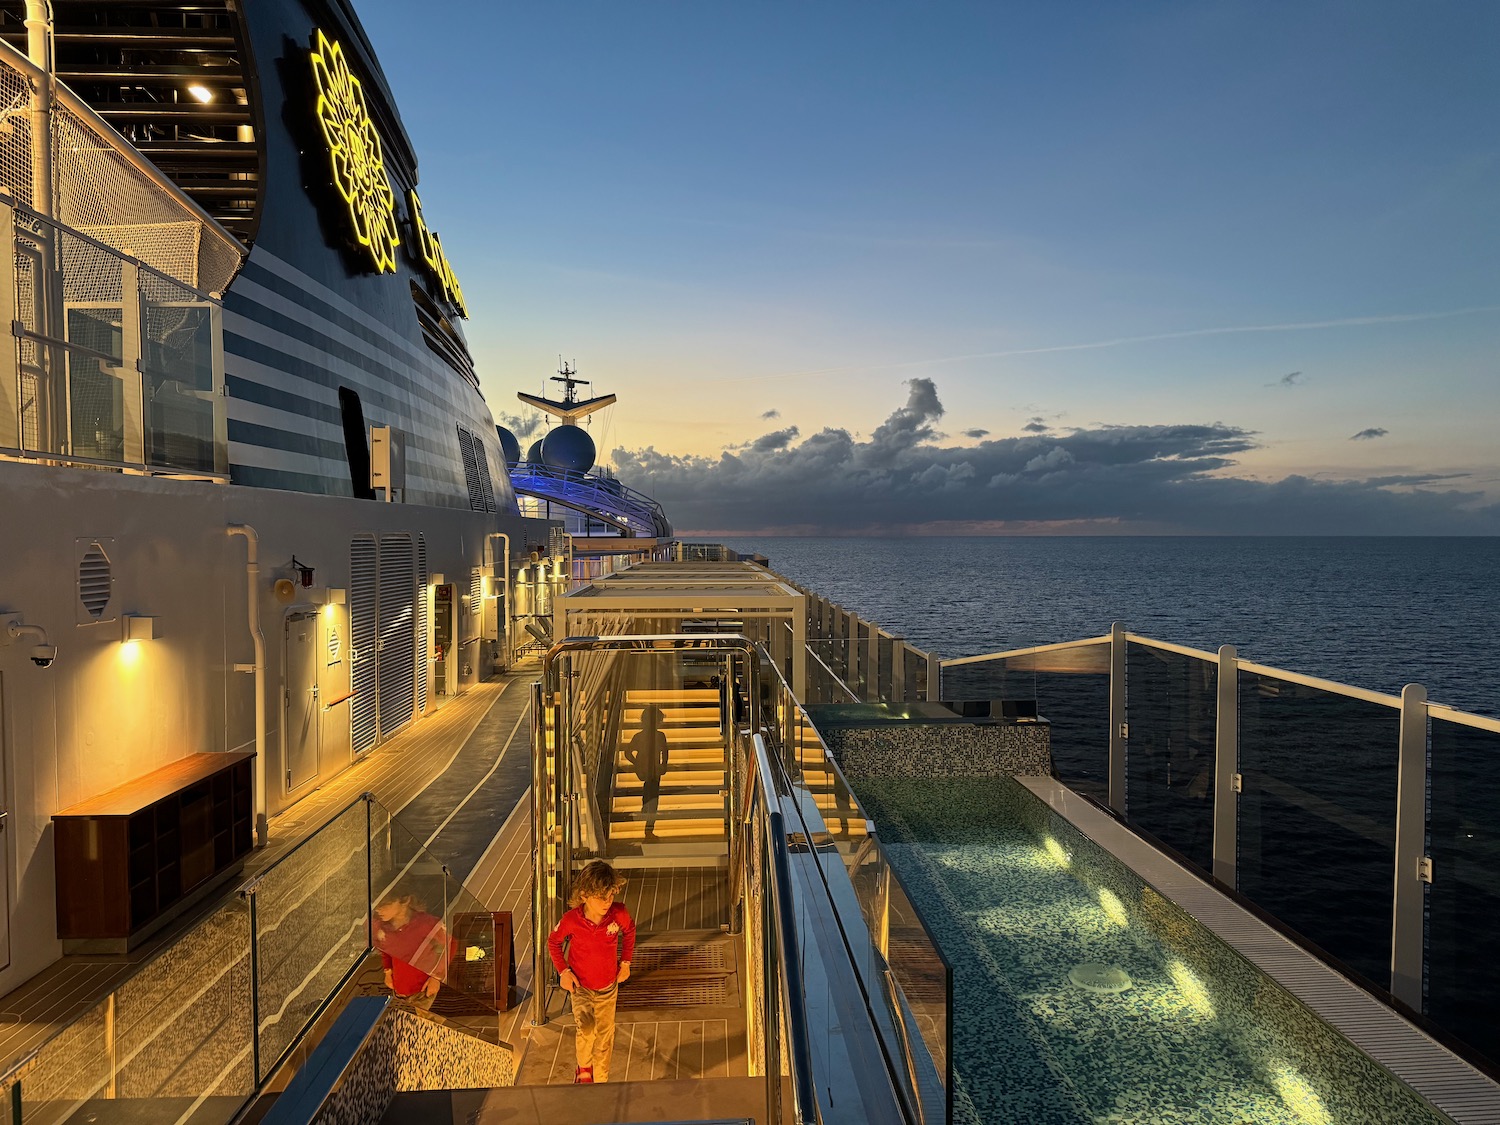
[574,1066,593,1084]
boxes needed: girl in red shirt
[547,859,636,1083]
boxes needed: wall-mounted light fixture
[290,557,315,587]
[187,83,213,103]
[121,615,158,642]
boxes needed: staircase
[609,688,729,862]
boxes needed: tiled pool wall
[821,721,1052,777]
[853,776,1452,1125]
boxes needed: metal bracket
[1118,722,1129,739]
[1231,773,1243,793]
[1418,857,1434,884]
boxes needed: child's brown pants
[572,982,619,1080]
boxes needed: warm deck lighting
[187,84,213,103]
[1097,888,1128,927]
[119,639,142,664]
[1166,959,1214,1017]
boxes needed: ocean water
[717,536,1500,718]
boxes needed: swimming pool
[853,775,1452,1125]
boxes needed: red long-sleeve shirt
[374,910,449,997]
[548,902,636,990]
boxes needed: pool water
[854,776,1452,1125]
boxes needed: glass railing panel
[943,643,1111,803]
[903,646,930,702]
[772,684,948,1123]
[140,269,222,475]
[251,798,371,1081]
[878,633,894,702]
[1428,715,1500,1067]
[12,899,253,1125]
[1125,642,1218,870]
[1236,672,1399,987]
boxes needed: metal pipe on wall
[486,532,510,669]
[227,524,268,846]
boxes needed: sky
[357,1,1499,534]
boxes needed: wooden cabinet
[53,752,255,944]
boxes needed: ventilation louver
[78,543,113,621]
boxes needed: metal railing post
[531,680,548,1027]
[926,651,941,702]
[119,259,144,466]
[248,891,261,1083]
[1212,645,1239,886]
[846,611,860,687]
[866,619,879,703]
[891,637,906,701]
[1108,622,1127,815]
[0,200,18,451]
[1391,682,1429,1009]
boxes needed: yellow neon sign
[409,189,468,318]
[311,29,399,274]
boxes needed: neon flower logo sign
[311,29,399,274]
[409,189,468,318]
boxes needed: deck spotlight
[1270,1065,1332,1125]
[1166,959,1215,1018]
[1043,836,1071,868]
[187,84,213,103]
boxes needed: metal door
[284,611,320,790]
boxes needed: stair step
[612,793,724,813]
[618,769,725,788]
[611,805,725,823]
[625,689,720,703]
[623,707,722,724]
[617,746,723,766]
[610,820,727,841]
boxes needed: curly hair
[567,859,627,909]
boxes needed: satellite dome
[541,424,596,474]
[526,438,546,464]
[496,426,522,465]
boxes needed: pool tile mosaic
[854,776,1453,1125]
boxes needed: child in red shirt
[547,859,636,1083]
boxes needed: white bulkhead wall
[0,458,545,997]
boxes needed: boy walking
[547,859,636,1083]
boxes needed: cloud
[963,428,990,439]
[611,381,1499,536]
[496,409,545,439]
[748,426,799,452]
[1269,371,1304,388]
[1022,417,1051,433]
[1350,427,1389,441]
[761,409,780,420]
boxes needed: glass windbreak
[903,646,930,703]
[771,677,949,1122]
[12,899,253,1125]
[877,632,895,702]
[943,644,1111,803]
[370,809,506,1018]
[1235,673,1399,988]
[1428,716,1500,1067]
[141,271,222,474]
[1125,643,1218,870]
[252,798,370,1080]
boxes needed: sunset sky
[359,0,1499,533]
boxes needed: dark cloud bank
[612,379,1498,536]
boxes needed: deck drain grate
[619,976,731,1009]
[632,943,731,975]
